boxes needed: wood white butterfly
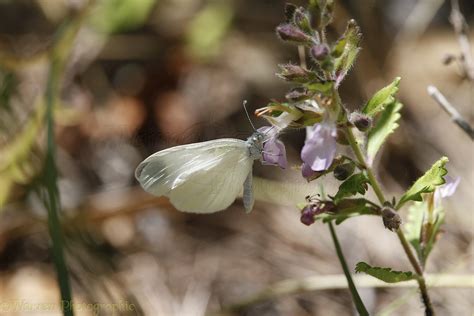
[135,132,265,213]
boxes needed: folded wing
[135,139,253,213]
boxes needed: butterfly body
[135,132,265,213]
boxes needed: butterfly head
[246,131,266,159]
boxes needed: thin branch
[450,0,474,81]
[427,85,474,140]
[220,274,474,313]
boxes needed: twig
[450,0,474,81]
[427,85,474,140]
[220,274,474,313]
[393,0,444,43]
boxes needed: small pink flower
[301,123,337,173]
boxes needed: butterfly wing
[135,139,253,213]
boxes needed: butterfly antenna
[242,100,257,131]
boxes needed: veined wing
[135,139,254,213]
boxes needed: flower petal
[301,123,337,172]
[266,111,302,130]
[258,126,288,169]
[263,137,287,169]
[439,176,460,199]
[301,162,315,178]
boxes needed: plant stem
[344,125,435,316]
[45,49,74,316]
[42,5,94,315]
[329,222,369,316]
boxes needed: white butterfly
[135,132,266,213]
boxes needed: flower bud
[286,87,311,101]
[300,204,317,226]
[310,43,330,61]
[349,112,372,132]
[284,3,298,22]
[277,64,312,82]
[276,23,312,43]
[333,162,355,181]
[293,7,312,33]
[300,201,335,226]
[336,129,349,145]
[382,206,401,232]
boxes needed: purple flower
[301,123,337,173]
[434,176,460,207]
[258,126,287,169]
[301,162,315,178]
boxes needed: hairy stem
[344,125,435,316]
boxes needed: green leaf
[317,198,379,224]
[355,262,416,283]
[367,101,402,163]
[305,81,334,96]
[333,20,361,83]
[363,77,401,117]
[333,173,369,203]
[405,202,425,260]
[397,157,449,209]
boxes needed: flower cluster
[256,3,363,181]
[254,2,459,314]
[256,2,458,236]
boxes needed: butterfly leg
[243,171,254,213]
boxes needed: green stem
[328,222,369,316]
[44,53,73,316]
[42,6,94,315]
[344,125,435,316]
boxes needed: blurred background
[0,0,472,315]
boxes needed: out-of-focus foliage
[0,69,45,207]
[185,2,233,60]
[90,0,156,33]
